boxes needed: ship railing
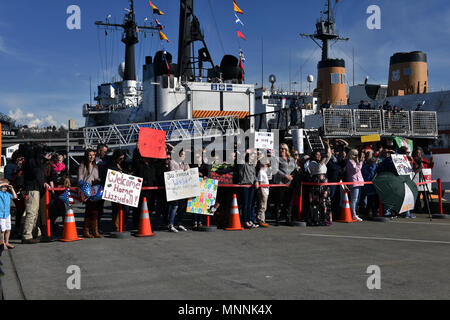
[411,111,438,137]
[322,109,437,138]
[323,109,353,136]
[82,116,240,149]
[250,108,303,131]
[383,110,410,136]
[353,110,383,135]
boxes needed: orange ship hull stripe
[192,110,249,119]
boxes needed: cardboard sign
[391,155,414,177]
[255,132,274,150]
[186,178,219,216]
[164,168,201,202]
[138,127,167,159]
[102,170,143,208]
[361,134,381,143]
[413,168,432,192]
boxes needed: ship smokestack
[387,51,428,97]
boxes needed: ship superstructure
[83,0,255,143]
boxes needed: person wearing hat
[0,179,18,250]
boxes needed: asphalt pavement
[1,206,450,300]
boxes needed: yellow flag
[159,30,169,43]
[233,2,243,14]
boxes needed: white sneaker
[252,223,259,229]
[177,225,188,232]
[168,226,179,233]
[354,216,363,222]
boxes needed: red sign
[138,128,167,159]
[210,172,233,185]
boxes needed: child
[256,160,270,227]
[52,154,66,177]
[0,179,18,250]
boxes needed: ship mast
[300,0,349,106]
[300,0,349,61]
[95,0,158,81]
[177,0,215,81]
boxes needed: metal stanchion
[110,204,131,239]
[433,179,450,219]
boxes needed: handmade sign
[399,183,415,213]
[138,127,167,159]
[102,170,143,208]
[391,154,414,177]
[186,178,219,216]
[255,132,274,150]
[209,172,233,185]
[164,168,201,202]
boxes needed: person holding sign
[78,149,102,238]
[167,149,190,233]
[108,149,130,232]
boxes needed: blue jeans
[349,187,361,218]
[168,200,184,226]
[240,187,255,223]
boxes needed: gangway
[82,115,240,149]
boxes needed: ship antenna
[300,0,348,61]
[95,0,158,81]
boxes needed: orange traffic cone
[135,197,155,237]
[337,189,356,223]
[60,208,83,242]
[225,194,244,231]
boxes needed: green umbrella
[372,172,418,214]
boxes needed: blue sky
[1,0,450,128]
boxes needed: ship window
[331,73,340,84]
[403,68,411,76]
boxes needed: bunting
[233,1,246,81]
[162,51,171,76]
[235,13,244,26]
[155,18,164,30]
[149,0,165,15]
[233,0,244,14]
[237,30,246,40]
[159,30,170,43]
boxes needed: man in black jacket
[21,145,49,244]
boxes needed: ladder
[82,116,240,149]
[305,130,324,152]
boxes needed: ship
[80,0,447,192]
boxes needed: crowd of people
[0,137,434,248]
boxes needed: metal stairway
[305,130,324,152]
[82,116,240,149]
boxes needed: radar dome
[269,74,276,84]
